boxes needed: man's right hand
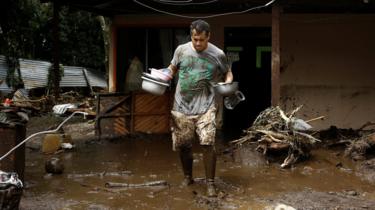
[159,68,173,77]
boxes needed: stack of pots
[141,68,172,95]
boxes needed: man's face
[191,29,210,52]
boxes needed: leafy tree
[58,7,105,70]
[0,0,51,87]
[0,0,106,90]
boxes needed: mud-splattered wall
[280,14,375,129]
[111,14,375,130]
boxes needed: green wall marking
[256,46,271,68]
[226,46,243,52]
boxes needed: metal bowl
[214,82,238,96]
[141,76,169,95]
[150,68,172,81]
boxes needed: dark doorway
[116,28,189,93]
[223,27,271,138]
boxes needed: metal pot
[224,90,246,109]
[213,82,238,96]
[141,76,169,95]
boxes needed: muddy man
[162,19,233,197]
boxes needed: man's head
[190,19,210,52]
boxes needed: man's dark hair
[190,19,210,36]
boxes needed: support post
[271,4,281,106]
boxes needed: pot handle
[210,82,228,87]
[235,90,246,101]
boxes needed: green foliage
[47,63,64,92]
[0,0,105,89]
[58,7,105,69]
[0,0,51,87]
[5,56,22,88]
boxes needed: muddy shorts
[171,106,217,151]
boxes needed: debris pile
[0,171,23,210]
[316,123,375,161]
[0,107,29,127]
[1,89,97,122]
[231,106,321,168]
[345,133,375,161]
[0,171,23,189]
[11,88,47,112]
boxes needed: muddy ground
[16,114,375,210]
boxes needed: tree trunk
[97,16,111,84]
[52,2,61,99]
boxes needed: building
[46,0,375,135]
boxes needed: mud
[16,116,375,209]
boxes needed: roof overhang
[42,0,375,17]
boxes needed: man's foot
[206,181,217,197]
[181,176,194,186]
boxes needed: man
[163,19,233,197]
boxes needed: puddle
[20,134,375,209]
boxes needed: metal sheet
[0,55,107,91]
[60,66,87,87]
[19,58,50,89]
[84,68,107,88]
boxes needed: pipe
[0,111,88,162]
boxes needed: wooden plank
[134,92,170,114]
[95,93,131,138]
[134,115,170,134]
[96,91,172,135]
[133,91,171,133]
[130,92,135,133]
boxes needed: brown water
[21,134,375,210]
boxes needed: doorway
[223,27,271,138]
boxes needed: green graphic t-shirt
[171,42,229,115]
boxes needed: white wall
[280,14,375,129]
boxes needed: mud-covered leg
[203,145,217,197]
[179,146,194,186]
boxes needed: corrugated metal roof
[60,66,107,88]
[0,55,107,94]
[19,58,50,89]
[0,56,7,80]
[84,68,107,88]
[60,66,87,87]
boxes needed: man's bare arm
[168,64,178,77]
[224,69,233,83]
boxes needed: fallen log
[148,185,170,197]
[105,180,168,188]
[80,183,119,194]
[67,171,132,178]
